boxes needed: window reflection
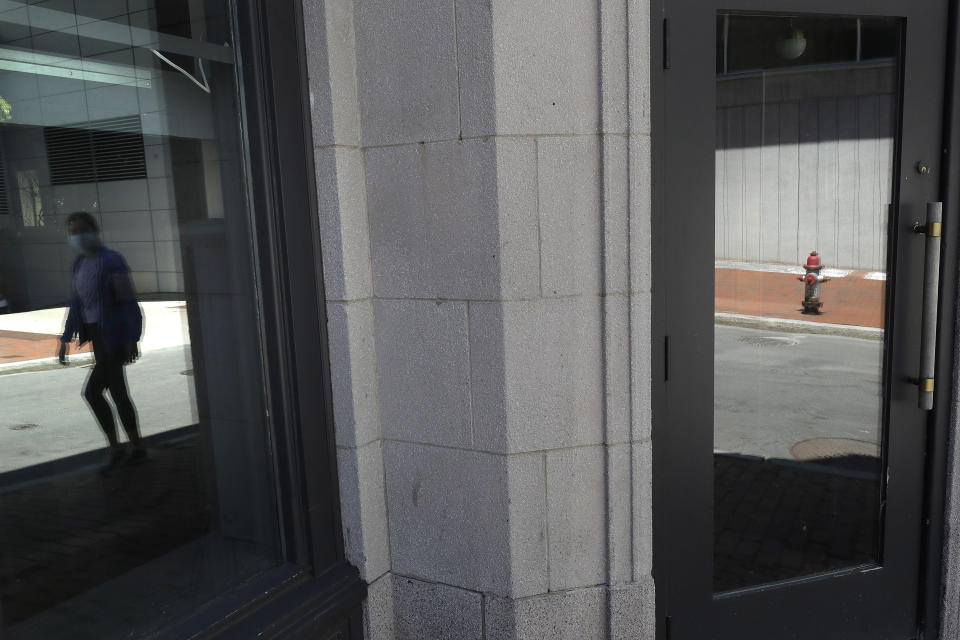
[0,2,280,637]
[713,13,899,592]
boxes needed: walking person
[58,211,146,473]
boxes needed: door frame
[649,0,960,638]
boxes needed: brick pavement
[716,267,885,329]
[0,330,91,365]
[714,453,880,592]
[0,437,207,627]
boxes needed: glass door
[654,0,948,638]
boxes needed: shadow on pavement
[0,427,207,626]
[714,452,881,592]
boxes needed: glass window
[0,2,281,637]
[713,12,899,592]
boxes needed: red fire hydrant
[798,251,830,314]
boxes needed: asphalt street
[715,324,883,460]
[0,346,196,473]
[0,323,883,473]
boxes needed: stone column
[304,0,654,637]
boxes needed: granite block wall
[304,0,654,637]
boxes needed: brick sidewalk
[714,453,879,592]
[0,438,206,626]
[716,268,885,329]
[0,330,91,365]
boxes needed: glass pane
[713,13,899,592]
[0,2,281,636]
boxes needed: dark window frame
[156,0,364,637]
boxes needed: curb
[715,312,883,340]
[0,354,96,375]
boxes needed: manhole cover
[739,335,800,348]
[790,437,879,460]
[9,423,39,431]
[180,369,194,376]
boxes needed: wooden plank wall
[716,94,895,271]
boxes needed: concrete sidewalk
[0,301,189,370]
[715,262,885,330]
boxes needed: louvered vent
[44,116,146,185]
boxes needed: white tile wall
[98,179,150,213]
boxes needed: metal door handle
[917,202,942,410]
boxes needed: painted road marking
[715,261,875,279]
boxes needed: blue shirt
[74,255,101,324]
[62,247,143,354]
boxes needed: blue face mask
[68,232,100,252]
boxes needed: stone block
[547,446,606,590]
[363,572,396,640]
[508,452,549,596]
[485,587,605,640]
[470,298,604,453]
[354,0,460,146]
[383,441,545,596]
[374,299,472,448]
[326,300,380,448]
[610,579,657,640]
[603,135,630,295]
[607,443,633,585]
[392,574,483,640]
[605,295,631,444]
[633,440,654,578]
[495,138,540,300]
[628,0,652,136]
[452,0,495,136]
[365,139,501,299]
[538,136,603,297]
[305,0,363,148]
[302,0,334,149]
[337,440,390,580]
[631,290,653,444]
[324,0,363,147]
[316,147,372,301]
[460,0,600,136]
[630,134,653,292]
[600,1,629,134]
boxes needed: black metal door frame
[650,0,960,637]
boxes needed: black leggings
[83,324,141,448]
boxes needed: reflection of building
[717,63,895,270]
[5,3,960,640]
[0,19,226,311]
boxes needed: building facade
[2,0,960,639]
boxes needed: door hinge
[663,18,671,69]
[664,335,670,381]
